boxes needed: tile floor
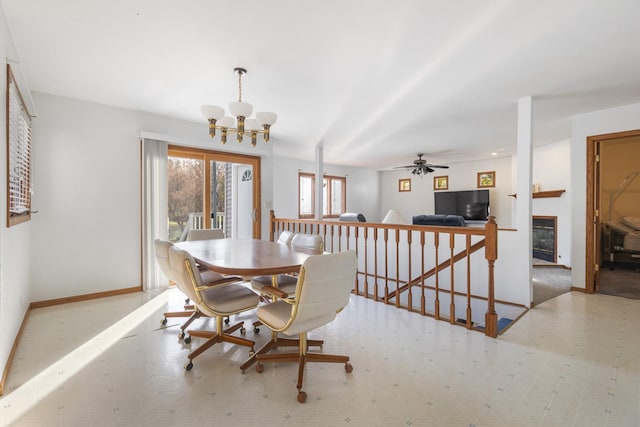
[1,287,639,426]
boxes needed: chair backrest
[276,230,295,245]
[285,250,356,336]
[291,233,323,251]
[187,228,225,241]
[154,239,175,281]
[168,246,203,305]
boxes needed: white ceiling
[3,0,640,170]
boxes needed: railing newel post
[484,216,498,338]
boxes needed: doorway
[167,145,261,241]
[586,130,640,296]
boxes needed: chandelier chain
[238,71,242,102]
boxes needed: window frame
[298,172,346,219]
[168,145,262,238]
[6,64,33,227]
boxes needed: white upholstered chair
[255,250,357,403]
[169,246,259,370]
[155,239,240,339]
[250,232,322,296]
[276,230,295,245]
[186,228,225,241]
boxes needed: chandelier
[201,67,277,147]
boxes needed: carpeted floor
[599,263,640,299]
[532,265,572,305]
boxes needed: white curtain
[141,138,168,290]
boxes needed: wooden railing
[268,211,505,337]
[178,212,226,241]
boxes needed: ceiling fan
[393,154,449,176]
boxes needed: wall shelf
[508,189,565,199]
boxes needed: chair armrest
[196,276,242,291]
[260,285,290,300]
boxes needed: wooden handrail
[270,212,507,337]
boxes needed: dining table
[175,238,320,277]
[175,237,324,372]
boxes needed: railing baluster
[466,234,472,329]
[449,233,456,324]
[407,230,412,312]
[395,229,400,308]
[322,223,327,253]
[267,211,508,338]
[330,224,335,253]
[354,226,359,294]
[420,231,425,315]
[434,232,440,319]
[363,227,369,298]
[384,228,389,304]
[374,228,379,301]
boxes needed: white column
[314,144,324,220]
[516,96,533,306]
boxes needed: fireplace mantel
[508,189,565,199]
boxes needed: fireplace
[532,216,557,263]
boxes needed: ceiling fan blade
[392,165,416,169]
[427,165,449,169]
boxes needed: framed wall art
[399,178,411,192]
[477,171,495,188]
[433,175,448,190]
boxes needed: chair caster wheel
[224,317,230,325]
[297,391,307,403]
[254,327,260,334]
[161,318,168,326]
[184,336,191,344]
[178,331,185,340]
[185,298,190,304]
[345,363,353,373]
[240,327,246,335]
[249,349,255,356]
[184,361,193,371]
[256,363,264,373]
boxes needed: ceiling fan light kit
[201,67,277,147]
[393,153,449,177]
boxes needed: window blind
[7,64,32,225]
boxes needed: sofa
[412,214,466,227]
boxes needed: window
[6,64,33,227]
[298,172,346,218]
[167,146,261,240]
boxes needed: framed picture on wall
[477,171,496,188]
[434,176,448,190]
[399,178,411,192]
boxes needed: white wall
[531,139,571,266]
[28,92,380,302]
[272,156,380,222]
[0,5,33,390]
[29,92,276,301]
[380,156,512,227]
[571,102,640,289]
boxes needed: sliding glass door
[167,146,261,241]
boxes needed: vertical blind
[7,64,32,225]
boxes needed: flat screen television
[434,190,490,221]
